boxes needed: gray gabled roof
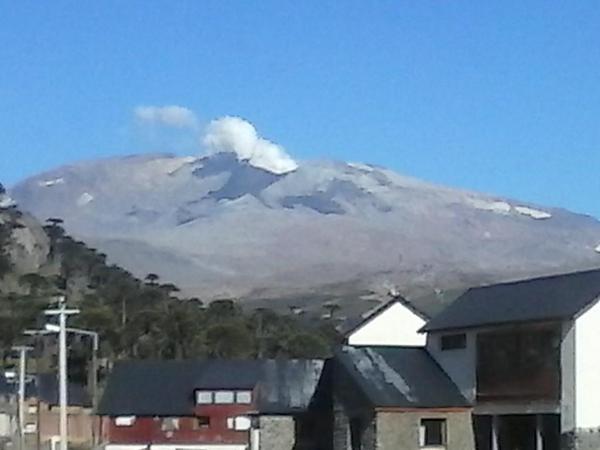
[335,346,469,409]
[421,268,600,332]
[98,359,324,416]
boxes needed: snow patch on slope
[468,198,552,220]
[514,206,552,220]
[39,178,65,187]
[348,162,374,172]
[0,195,15,209]
[595,244,600,254]
[165,156,198,175]
[468,198,512,214]
[77,192,94,207]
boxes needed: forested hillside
[0,181,338,381]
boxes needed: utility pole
[24,327,99,446]
[44,297,79,450]
[12,345,33,450]
[64,328,98,445]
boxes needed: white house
[420,268,600,450]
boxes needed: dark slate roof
[0,373,90,407]
[98,359,324,416]
[335,346,469,409]
[194,360,263,390]
[256,359,324,414]
[421,268,600,332]
[35,373,92,407]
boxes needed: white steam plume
[203,116,298,174]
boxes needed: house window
[161,417,180,431]
[214,391,235,404]
[194,416,210,429]
[227,416,251,431]
[419,419,446,447]
[115,416,136,427]
[440,333,466,351]
[235,391,252,404]
[196,391,213,404]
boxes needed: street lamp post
[44,325,99,446]
[43,325,98,413]
[26,325,99,446]
[12,345,33,450]
[44,298,79,450]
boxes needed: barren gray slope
[10,152,600,302]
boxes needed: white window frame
[214,391,235,404]
[419,418,447,448]
[115,416,136,427]
[195,390,214,404]
[226,416,251,431]
[235,391,252,404]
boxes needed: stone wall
[333,398,350,450]
[376,410,475,450]
[258,415,295,450]
[561,429,600,450]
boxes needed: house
[331,345,474,450]
[31,373,93,448]
[97,268,600,450]
[420,267,600,450]
[341,296,430,347]
[97,359,324,450]
[0,372,93,449]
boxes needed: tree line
[0,188,340,383]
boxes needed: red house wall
[102,404,254,445]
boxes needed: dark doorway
[473,414,560,450]
[499,415,536,450]
[349,417,364,450]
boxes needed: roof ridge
[471,266,600,290]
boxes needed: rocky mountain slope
[10,152,600,306]
[0,189,52,289]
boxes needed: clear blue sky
[1,1,599,217]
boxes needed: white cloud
[134,105,198,129]
[202,116,298,174]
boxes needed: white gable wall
[575,297,600,429]
[347,302,426,347]
[560,320,576,433]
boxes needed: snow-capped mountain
[10,152,600,304]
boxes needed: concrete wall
[332,407,474,450]
[256,416,295,450]
[347,302,426,347]
[0,413,14,438]
[572,429,600,450]
[426,330,477,403]
[575,297,600,430]
[35,402,93,445]
[332,403,376,450]
[561,320,577,433]
[376,410,475,450]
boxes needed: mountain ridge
[10,152,600,306]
